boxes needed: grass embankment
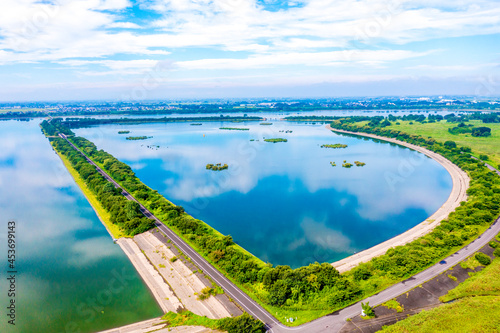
[387,120,500,167]
[54,146,126,239]
[379,296,500,332]
[380,239,500,332]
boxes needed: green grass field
[442,257,500,302]
[379,296,500,333]
[387,120,500,167]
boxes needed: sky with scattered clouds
[1,0,499,101]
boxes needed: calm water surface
[0,120,161,333]
[75,120,452,268]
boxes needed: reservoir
[0,120,162,333]
[74,119,452,268]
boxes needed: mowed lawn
[387,120,500,168]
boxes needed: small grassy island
[264,138,287,143]
[126,136,152,140]
[340,160,366,168]
[260,122,273,125]
[219,127,250,131]
[206,163,228,171]
[118,130,130,134]
[190,123,202,126]
[321,143,348,149]
[330,161,336,167]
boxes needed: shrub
[444,141,457,148]
[475,252,491,266]
[489,241,499,249]
[479,154,489,161]
[494,248,500,257]
[472,127,491,137]
[361,302,375,318]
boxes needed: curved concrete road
[57,133,500,333]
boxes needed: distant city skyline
[1,0,499,101]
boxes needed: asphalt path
[58,133,500,333]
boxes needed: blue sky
[0,0,499,101]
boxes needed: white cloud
[176,49,431,70]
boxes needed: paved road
[58,133,500,333]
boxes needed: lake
[0,120,162,333]
[74,119,452,268]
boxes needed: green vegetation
[206,163,229,171]
[126,136,152,140]
[475,252,492,266]
[383,119,500,167]
[321,143,347,149]
[118,130,130,134]
[191,123,202,126]
[264,138,287,143]
[197,287,218,300]
[220,127,250,131]
[330,162,336,167]
[381,299,404,313]
[472,126,492,137]
[342,162,353,168]
[361,302,375,318]
[379,296,500,332]
[260,122,273,125]
[354,161,366,167]
[161,311,266,333]
[442,258,500,302]
[490,241,498,248]
[460,255,483,270]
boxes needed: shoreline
[326,125,470,273]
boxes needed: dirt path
[326,125,470,273]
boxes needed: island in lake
[206,163,229,171]
[126,136,152,140]
[264,138,287,143]
[118,130,130,134]
[321,143,348,149]
[220,127,250,131]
